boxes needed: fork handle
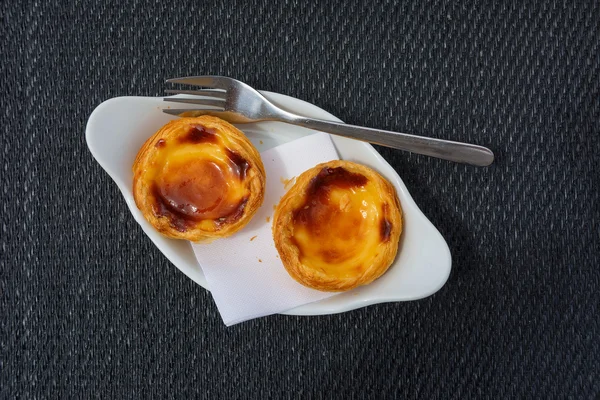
[278,114,494,166]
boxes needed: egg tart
[133,116,265,242]
[273,160,402,292]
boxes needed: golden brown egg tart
[273,160,402,292]
[133,116,265,242]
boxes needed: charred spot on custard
[306,167,368,197]
[150,182,249,232]
[149,183,193,232]
[226,149,250,180]
[380,219,392,242]
[292,167,368,229]
[180,125,218,144]
[380,203,392,242]
[214,196,249,227]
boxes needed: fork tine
[164,89,227,99]
[163,98,225,109]
[166,76,232,90]
[162,108,252,124]
[162,109,221,117]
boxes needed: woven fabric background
[1,0,599,398]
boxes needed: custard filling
[145,124,251,232]
[290,167,393,279]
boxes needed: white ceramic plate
[86,92,451,316]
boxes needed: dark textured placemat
[1,0,599,398]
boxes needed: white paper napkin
[191,132,340,325]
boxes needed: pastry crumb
[258,258,262,262]
[280,176,296,190]
[266,216,270,223]
[250,235,257,241]
[260,140,263,144]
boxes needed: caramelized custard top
[290,167,392,278]
[148,124,251,232]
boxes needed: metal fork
[163,76,494,166]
